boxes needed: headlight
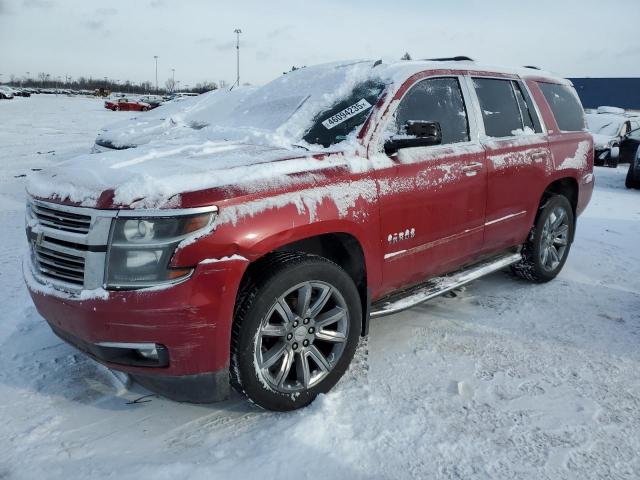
[105,210,215,289]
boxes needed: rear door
[373,75,487,293]
[467,76,551,253]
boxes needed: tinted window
[394,77,469,144]
[538,83,585,132]
[513,81,542,133]
[473,78,523,137]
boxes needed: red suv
[25,59,593,411]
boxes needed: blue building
[569,78,640,110]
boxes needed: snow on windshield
[585,114,623,137]
[97,62,388,151]
[96,87,256,149]
[202,60,387,148]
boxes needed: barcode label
[321,99,372,129]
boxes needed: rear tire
[230,253,362,411]
[512,195,575,283]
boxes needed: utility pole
[154,55,159,94]
[233,28,242,88]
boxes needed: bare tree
[401,52,412,61]
[165,77,176,93]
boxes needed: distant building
[569,78,640,110]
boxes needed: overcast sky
[1,0,639,87]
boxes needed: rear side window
[473,78,524,137]
[513,82,542,133]
[538,83,585,132]
[394,77,469,145]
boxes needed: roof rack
[424,56,475,62]
[523,65,541,70]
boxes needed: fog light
[136,346,159,360]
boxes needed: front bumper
[25,257,248,402]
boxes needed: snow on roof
[374,59,567,84]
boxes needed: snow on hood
[585,113,623,139]
[27,140,351,208]
[590,133,613,150]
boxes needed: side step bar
[370,252,522,318]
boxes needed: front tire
[627,163,640,189]
[231,253,362,411]
[512,195,575,283]
[607,146,619,168]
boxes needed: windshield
[302,80,386,147]
[586,114,624,136]
[202,61,387,148]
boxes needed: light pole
[233,28,242,88]
[154,55,159,94]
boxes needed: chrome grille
[33,244,85,285]
[30,203,92,234]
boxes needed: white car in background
[0,85,15,99]
[585,106,640,168]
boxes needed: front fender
[172,175,384,296]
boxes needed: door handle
[531,151,548,162]
[461,162,483,176]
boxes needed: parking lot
[0,94,637,478]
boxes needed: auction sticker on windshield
[322,99,372,129]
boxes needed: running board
[370,252,522,318]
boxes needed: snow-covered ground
[1,95,639,479]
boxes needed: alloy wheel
[539,206,569,272]
[254,281,349,393]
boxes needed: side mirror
[384,120,442,155]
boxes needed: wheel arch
[539,176,579,241]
